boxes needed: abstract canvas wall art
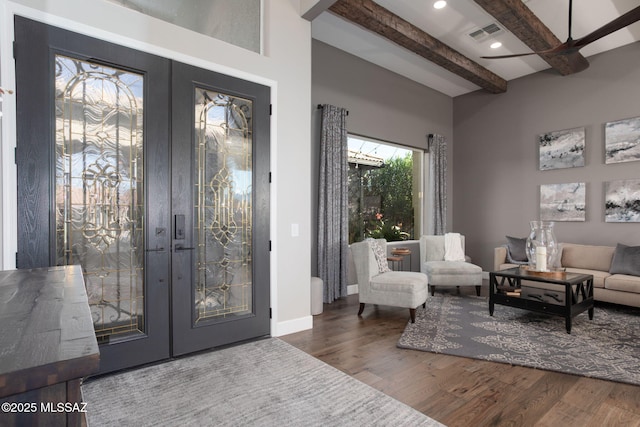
[540,182,586,222]
[605,116,640,164]
[605,179,640,223]
[539,127,585,171]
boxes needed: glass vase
[525,221,558,271]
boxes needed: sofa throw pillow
[365,238,391,274]
[505,236,528,263]
[609,243,640,277]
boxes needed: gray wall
[311,40,454,276]
[453,42,640,271]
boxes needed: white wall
[0,0,312,335]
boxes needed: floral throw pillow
[365,238,391,274]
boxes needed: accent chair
[351,239,428,323]
[420,234,483,296]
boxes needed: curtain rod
[317,104,349,115]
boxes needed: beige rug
[83,338,445,426]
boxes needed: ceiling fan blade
[574,5,640,48]
[481,52,541,59]
[481,42,569,59]
[564,51,590,73]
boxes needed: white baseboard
[272,315,313,337]
[274,284,359,337]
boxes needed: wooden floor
[280,286,640,427]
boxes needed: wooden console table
[0,265,99,426]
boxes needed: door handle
[175,215,186,240]
[174,244,195,252]
[146,246,166,252]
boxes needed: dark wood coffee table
[489,267,594,334]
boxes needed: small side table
[387,255,404,270]
[388,248,412,271]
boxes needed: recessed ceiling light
[490,41,502,49]
[433,1,447,10]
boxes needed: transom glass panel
[55,55,145,342]
[194,88,253,323]
[106,0,261,53]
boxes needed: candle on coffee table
[536,246,547,271]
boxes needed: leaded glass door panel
[193,89,252,323]
[55,55,146,343]
[171,62,270,356]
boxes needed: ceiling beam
[329,0,507,94]
[472,0,589,75]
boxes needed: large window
[348,135,423,243]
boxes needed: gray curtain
[428,134,447,235]
[318,104,349,303]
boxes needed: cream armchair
[351,239,428,323]
[420,234,482,296]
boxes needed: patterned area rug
[83,338,444,427]
[398,294,640,386]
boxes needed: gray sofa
[495,243,640,308]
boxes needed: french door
[14,17,270,373]
[170,62,270,356]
